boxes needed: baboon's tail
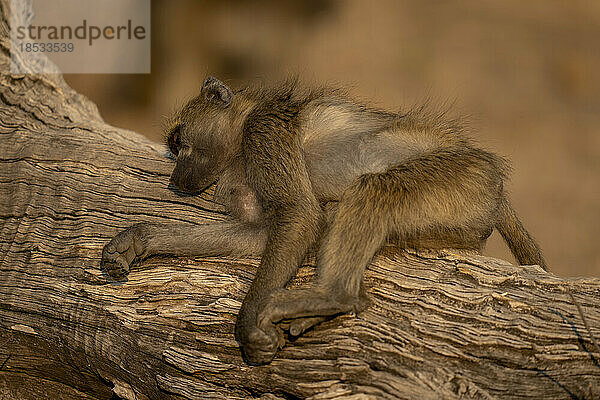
[495,195,547,271]
[496,196,600,355]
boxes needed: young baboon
[102,76,550,365]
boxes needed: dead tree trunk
[0,2,599,399]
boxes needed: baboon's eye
[167,125,182,156]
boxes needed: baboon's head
[165,77,235,193]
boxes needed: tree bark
[1,2,599,399]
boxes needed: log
[1,2,599,399]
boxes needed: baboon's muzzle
[169,169,215,194]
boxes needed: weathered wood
[1,1,599,399]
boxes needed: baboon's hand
[235,313,285,365]
[101,224,149,281]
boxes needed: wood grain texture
[0,1,599,399]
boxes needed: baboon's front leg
[101,221,266,280]
[234,204,323,364]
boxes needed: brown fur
[103,77,555,365]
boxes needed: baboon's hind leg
[258,171,392,332]
[259,149,501,334]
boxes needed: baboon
[102,76,549,365]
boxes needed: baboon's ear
[201,76,233,108]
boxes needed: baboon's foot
[258,288,362,337]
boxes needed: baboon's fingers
[240,325,283,365]
[101,225,150,280]
[101,250,130,281]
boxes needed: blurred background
[64,0,600,277]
